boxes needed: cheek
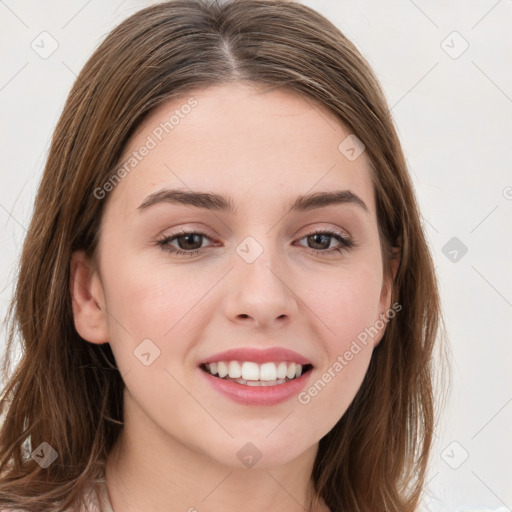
[100,253,226,391]
[297,266,381,419]
[299,340,373,441]
[102,250,211,339]
[99,261,209,429]
[306,264,383,342]
[298,287,378,436]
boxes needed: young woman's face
[86,83,394,469]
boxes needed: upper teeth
[205,361,304,381]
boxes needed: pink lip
[198,347,312,366]
[199,367,313,406]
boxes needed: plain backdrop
[1,1,511,511]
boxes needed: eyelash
[156,228,355,257]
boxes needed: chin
[203,435,314,471]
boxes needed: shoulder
[82,483,112,512]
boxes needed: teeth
[277,362,288,379]
[228,361,242,379]
[241,362,259,381]
[204,361,307,383]
[243,378,287,386]
[259,362,277,381]
[217,361,228,378]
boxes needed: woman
[0,0,447,510]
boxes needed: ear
[374,244,401,347]
[70,250,109,344]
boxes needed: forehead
[107,83,375,217]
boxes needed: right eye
[157,230,215,256]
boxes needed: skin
[71,83,399,512]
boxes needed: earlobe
[70,250,109,344]
[380,245,401,307]
[374,245,401,348]
[390,243,401,281]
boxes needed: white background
[1,1,511,511]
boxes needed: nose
[223,240,300,329]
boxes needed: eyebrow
[137,188,369,215]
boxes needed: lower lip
[200,368,312,406]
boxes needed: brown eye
[306,233,332,250]
[174,233,204,251]
[296,230,355,256]
[157,231,213,255]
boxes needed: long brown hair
[0,1,449,510]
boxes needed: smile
[201,360,313,386]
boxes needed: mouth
[200,360,314,387]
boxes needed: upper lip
[199,347,312,366]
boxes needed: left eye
[157,229,354,256]
[295,230,355,256]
